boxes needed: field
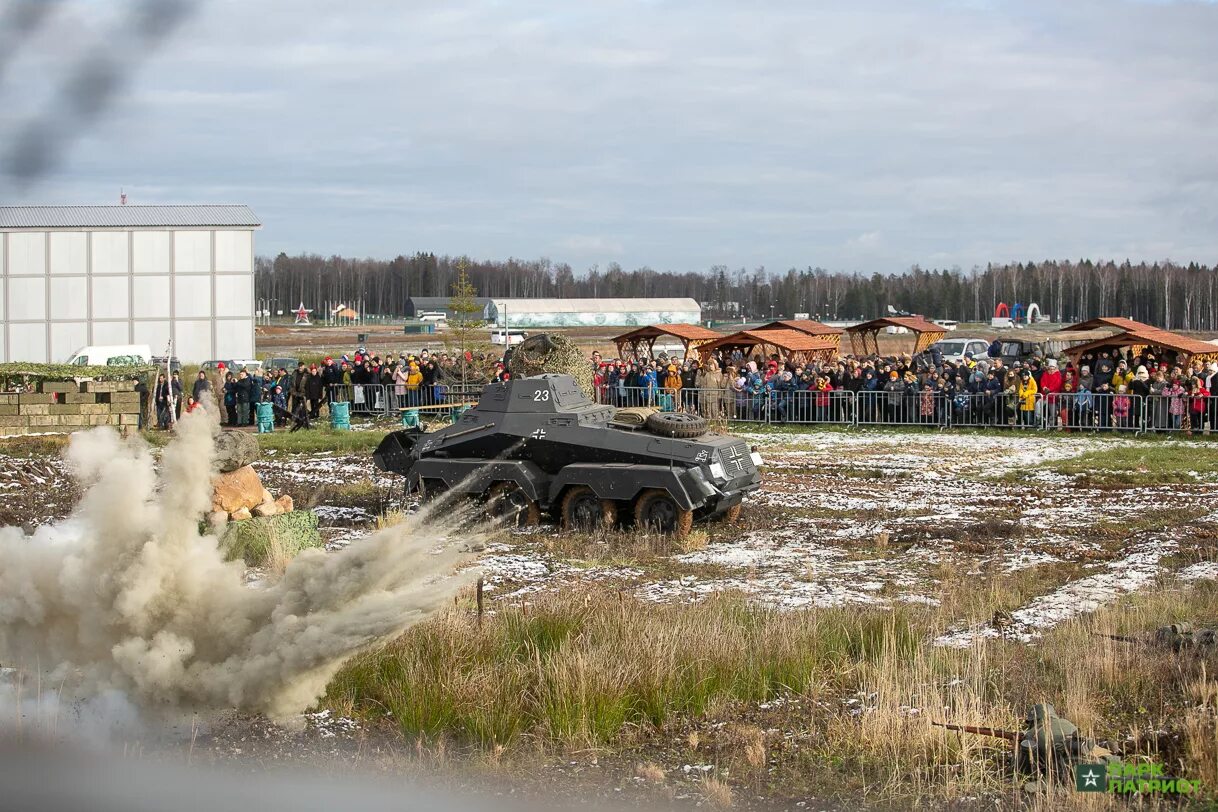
[3,421,1218,807]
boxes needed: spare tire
[645,410,708,439]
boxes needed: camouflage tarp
[508,333,594,398]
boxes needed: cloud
[556,234,625,257]
[0,0,1216,273]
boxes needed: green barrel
[400,408,420,429]
[330,400,351,431]
[255,402,274,433]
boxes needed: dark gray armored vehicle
[373,374,763,536]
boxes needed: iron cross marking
[530,429,547,440]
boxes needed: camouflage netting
[216,510,323,566]
[508,333,594,398]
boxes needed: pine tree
[446,262,491,392]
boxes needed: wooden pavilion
[844,316,946,356]
[1062,327,1218,367]
[696,329,838,367]
[612,324,721,361]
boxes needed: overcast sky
[1,0,1216,275]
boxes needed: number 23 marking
[533,390,550,401]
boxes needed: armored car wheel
[645,411,708,439]
[633,488,693,538]
[718,503,742,524]
[561,485,617,532]
[418,478,449,504]
[488,481,541,528]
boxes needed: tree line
[256,252,1218,331]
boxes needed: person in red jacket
[1189,377,1210,435]
[1039,358,1064,427]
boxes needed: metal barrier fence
[592,387,1218,434]
[299,383,1217,433]
[326,383,490,418]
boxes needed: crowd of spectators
[182,348,513,430]
[592,341,1218,432]
[158,337,1217,435]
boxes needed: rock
[274,494,294,513]
[253,502,280,518]
[230,507,252,521]
[214,430,260,473]
[211,464,265,513]
[260,487,275,506]
[207,510,229,529]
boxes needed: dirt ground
[4,425,1218,809]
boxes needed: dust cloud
[0,413,479,722]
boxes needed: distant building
[403,296,494,321]
[489,298,701,328]
[0,204,260,362]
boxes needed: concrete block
[29,415,60,427]
[84,380,138,394]
[0,394,18,405]
[79,404,109,415]
[58,415,86,426]
[40,381,80,394]
[49,405,82,415]
[119,413,140,425]
[0,416,25,427]
[0,405,17,416]
[63,392,97,404]
[18,405,50,416]
[101,392,142,405]
[18,393,54,405]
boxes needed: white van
[66,344,153,367]
[418,311,448,323]
[490,329,528,346]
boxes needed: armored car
[373,374,763,536]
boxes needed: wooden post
[476,576,484,629]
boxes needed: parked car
[150,355,183,374]
[490,329,528,346]
[263,356,300,373]
[201,359,264,375]
[931,338,991,365]
[66,344,153,366]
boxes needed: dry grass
[701,775,734,809]
[263,528,294,577]
[325,580,1218,806]
[635,761,666,784]
[376,510,408,530]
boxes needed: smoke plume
[0,413,478,722]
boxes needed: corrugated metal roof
[408,296,494,307]
[613,323,721,341]
[705,329,838,353]
[491,298,699,313]
[756,319,844,336]
[1060,316,1154,333]
[0,205,260,229]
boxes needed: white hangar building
[488,297,701,328]
[0,204,260,363]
